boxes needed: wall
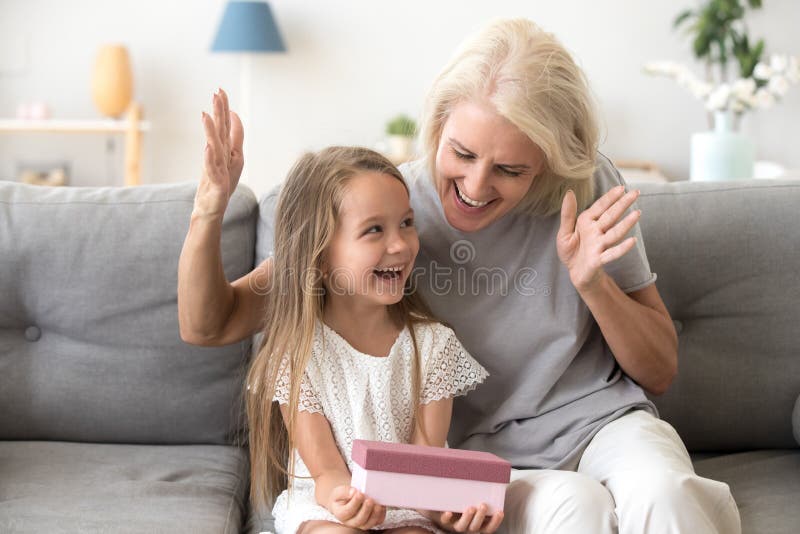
[1,0,798,199]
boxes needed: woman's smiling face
[434,99,546,233]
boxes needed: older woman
[180,18,740,534]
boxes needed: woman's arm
[579,276,677,395]
[178,88,271,346]
[557,186,678,395]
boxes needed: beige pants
[498,410,741,534]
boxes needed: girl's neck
[322,297,400,345]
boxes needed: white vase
[387,135,413,161]
[690,110,755,181]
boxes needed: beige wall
[1,0,798,198]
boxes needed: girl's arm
[277,404,386,528]
[411,397,504,533]
[278,403,351,505]
[411,397,453,447]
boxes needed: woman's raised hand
[557,185,642,294]
[194,88,244,219]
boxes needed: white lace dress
[271,320,489,534]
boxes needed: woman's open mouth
[453,182,496,213]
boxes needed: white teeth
[456,185,490,207]
[375,266,402,272]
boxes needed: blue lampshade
[211,1,286,53]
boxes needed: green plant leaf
[673,9,694,29]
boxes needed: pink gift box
[350,439,510,515]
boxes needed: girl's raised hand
[328,485,387,530]
[194,88,245,219]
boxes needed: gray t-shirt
[400,153,658,469]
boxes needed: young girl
[244,146,495,534]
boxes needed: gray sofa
[1,177,798,533]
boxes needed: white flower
[787,56,800,84]
[768,75,790,97]
[644,61,679,77]
[732,78,756,97]
[706,84,732,111]
[770,54,788,73]
[753,62,773,80]
[754,88,776,109]
[731,100,746,113]
[690,80,713,99]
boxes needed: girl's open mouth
[373,266,403,281]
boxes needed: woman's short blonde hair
[418,18,598,217]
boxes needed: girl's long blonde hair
[245,146,438,511]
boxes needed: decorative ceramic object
[690,110,755,181]
[91,44,133,118]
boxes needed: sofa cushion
[693,450,800,534]
[635,179,800,451]
[0,440,249,533]
[0,181,257,444]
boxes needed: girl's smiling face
[435,99,546,233]
[323,171,418,307]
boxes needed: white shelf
[0,118,151,133]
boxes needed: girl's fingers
[365,503,385,529]
[596,189,640,232]
[468,504,488,532]
[338,490,364,520]
[351,498,374,527]
[483,511,504,533]
[454,508,476,532]
[601,209,641,248]
[599,236,637,265]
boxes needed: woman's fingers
[557,189,578,242]
[600,236,637,265]
[601,208,641,248]
[201,112,223,170]
[586,184,626,220]
[219,88,231,137]
[596,188,640,232]
[212,92,229,161]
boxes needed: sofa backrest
[636,178,800,452]
[0,181,257,445]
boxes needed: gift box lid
[351,439,511,483]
